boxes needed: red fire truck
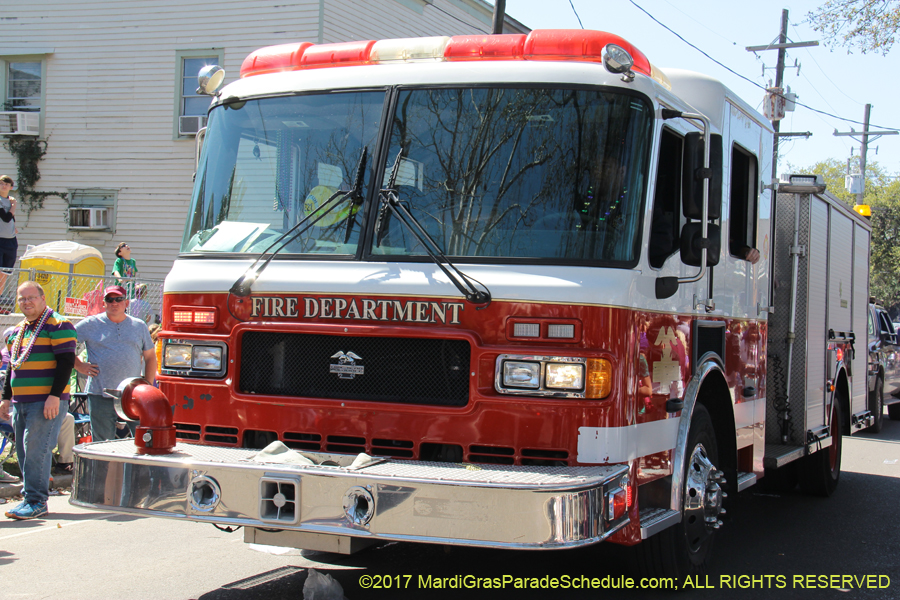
[72,29,874,577]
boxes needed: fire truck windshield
[182,90,386,255]
[182,86,653,266]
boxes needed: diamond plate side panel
[851,224,870,413]
[766,192,810,445]
[828,211,854,333]
[805,199,829,432]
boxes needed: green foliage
[1,137,67,213]
[808,0,900,55]
[789,157,900,315]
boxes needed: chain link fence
[0,268,163,325]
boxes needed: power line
[662,0,738,47]
[627,0,900,133]
[789,22,863,107]
[568,0,584,29]
[427,2,489,34]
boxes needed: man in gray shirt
[74,284,157,441]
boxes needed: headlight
[164,344,192,368]
[495,355,612,399]
[162,339,227,378]
[502,361,541,388]
[545,363,584,389]
[193,346,223,371]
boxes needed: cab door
[875,307,900,396]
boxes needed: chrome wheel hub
[683,443,726,551]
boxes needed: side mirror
[194,126,207,181]
[682,132,723,220]
[680,222,721,267]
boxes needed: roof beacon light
[853,204,872,218]
[602,44,635,80]
[197,65,226,95]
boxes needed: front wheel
[634,404,725,578]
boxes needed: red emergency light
[240,30,653,79]
[240,42,313,77]
[171,306,218,327]
[444,34,527,61]
[300,39,377,69]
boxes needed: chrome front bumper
[72,440,629,550]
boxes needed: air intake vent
[204,426,238,445]
[326,435,366,454]
[469,445,515,465]
[283,431,322,451]
[175,422,201,441]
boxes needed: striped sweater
[4,310,77,404]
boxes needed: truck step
[763,444,805,469]
[639,508,680,539]
[736,471,757,491]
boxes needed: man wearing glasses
[73,285,156,442]
[0,282,76,520]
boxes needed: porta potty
[18,241,105,314]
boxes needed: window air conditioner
[179,115,207,135]
[68,207,110,230]
[0,111,40,136]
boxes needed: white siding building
[0,0,527,279]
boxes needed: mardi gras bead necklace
[9,307,51,370]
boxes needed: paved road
[3,417,900,600]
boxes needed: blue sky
[503,0,900,177]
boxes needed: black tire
[869,378,884,433]
[798,399,842,497]
[634,404,724,578]
[758,462,798,493]
[889,402,900,421]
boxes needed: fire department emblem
[329,351,364,379]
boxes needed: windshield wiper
[230,147,368,297]
[376,149,491,306]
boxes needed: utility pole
[746,9,818,180]
[492,0,506,34]
[859,104,871,206]
[771,9,788,178]
[834,104,898,204]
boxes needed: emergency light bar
[240,30,665,86]
[171,306,218,327]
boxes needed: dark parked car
[868,303,900,432]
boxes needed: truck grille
[239,332,471,406]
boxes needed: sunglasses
[104,296,127,303]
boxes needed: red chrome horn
[113,377,177,455]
